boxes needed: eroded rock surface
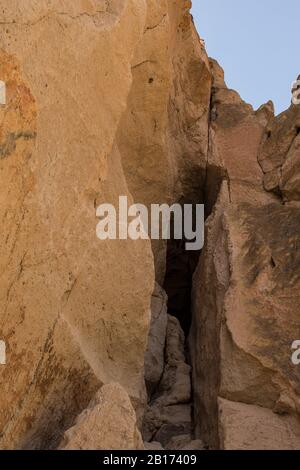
[258,104,300,200]
[0,0,211,451]
[219,399,300,451]
[0,0,154,450]
[144,283,168,394]
[143,315,195,449]
[1,0,300,452]
[118,0,212,282]
[190,60,300,450]
[59,383,144,450]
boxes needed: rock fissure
[0,0,300,451]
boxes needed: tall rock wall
[117,0,211,281]
[0,0,155,450]
[1,0,300,452]
[190,60,300,450]
[0,0,211,450]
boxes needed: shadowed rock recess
[0,0,299,451]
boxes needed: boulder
[258,104,300,198]
[166,435,205,450]
[144,441,164,450]
[219,398,300,450]
[59,383,144,450]
[144,283,168,394]
[153,423,191,448]
[143,404,191,442]
[154,316,191,407]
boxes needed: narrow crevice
[163,227,201,337]
[143,166,226,449]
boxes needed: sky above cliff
[191,0,299,114]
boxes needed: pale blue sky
[191,0,299,114]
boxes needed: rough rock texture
[1,0,300,453]
[190,60,300,450]
[0,0,155,450]
[166,435,204,450]
[144,441,163,450]
[144,283,168,394]
[219,399,300,451]
[59,383,144,450]
[258,104,300,200]
[150,315,191,409]
[143,315,194,449]
[118,0,212,282]
[207,59,276,209]
[0,0,211,450]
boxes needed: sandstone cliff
[0,0,299,451]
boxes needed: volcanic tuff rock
[190,59,300,450]
[218,399,300,451]
[1,0,300,452]
[144,283,168,394]
[258,104,300,200]
[0,0,211,450]
[0,0,154,450]
[117,0,212,282]
[59,383,144,450]
[143,315,195,450]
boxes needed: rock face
[190,60,300,450]
[0,0,155,450]
[0,0,211,451]
[118,0,212,282]
[258,104,300,200]
[59,383,144,450]
[1,0,300,452]
[143,315,195,449]
[219,399,300,451]
[144,283,168,394]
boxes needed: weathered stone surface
[208,59,276,207]
[0,0,214,451]
[191,59,300,451]
[181,440,205,450]
[154,423,191,448]
[0,0,154,450]
[143,316,192,446]
[280,133,300,201]
[1,0,300,453]
[59,383,144,450]
[219,398,300,450]
[258,104,300,198]
[190,186,230,449]
[154,316,191,407]
[166,435,205,450]
[165,435,191,450]
[191,200,300,449]
[117,0,212,281]
[144,441,163,450]
[144,283,168,394]
[143,403,191,442]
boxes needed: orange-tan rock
[0,0,154,450]
[59,383,144,450]
[190,61,300,450]
[1,0,300,452]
